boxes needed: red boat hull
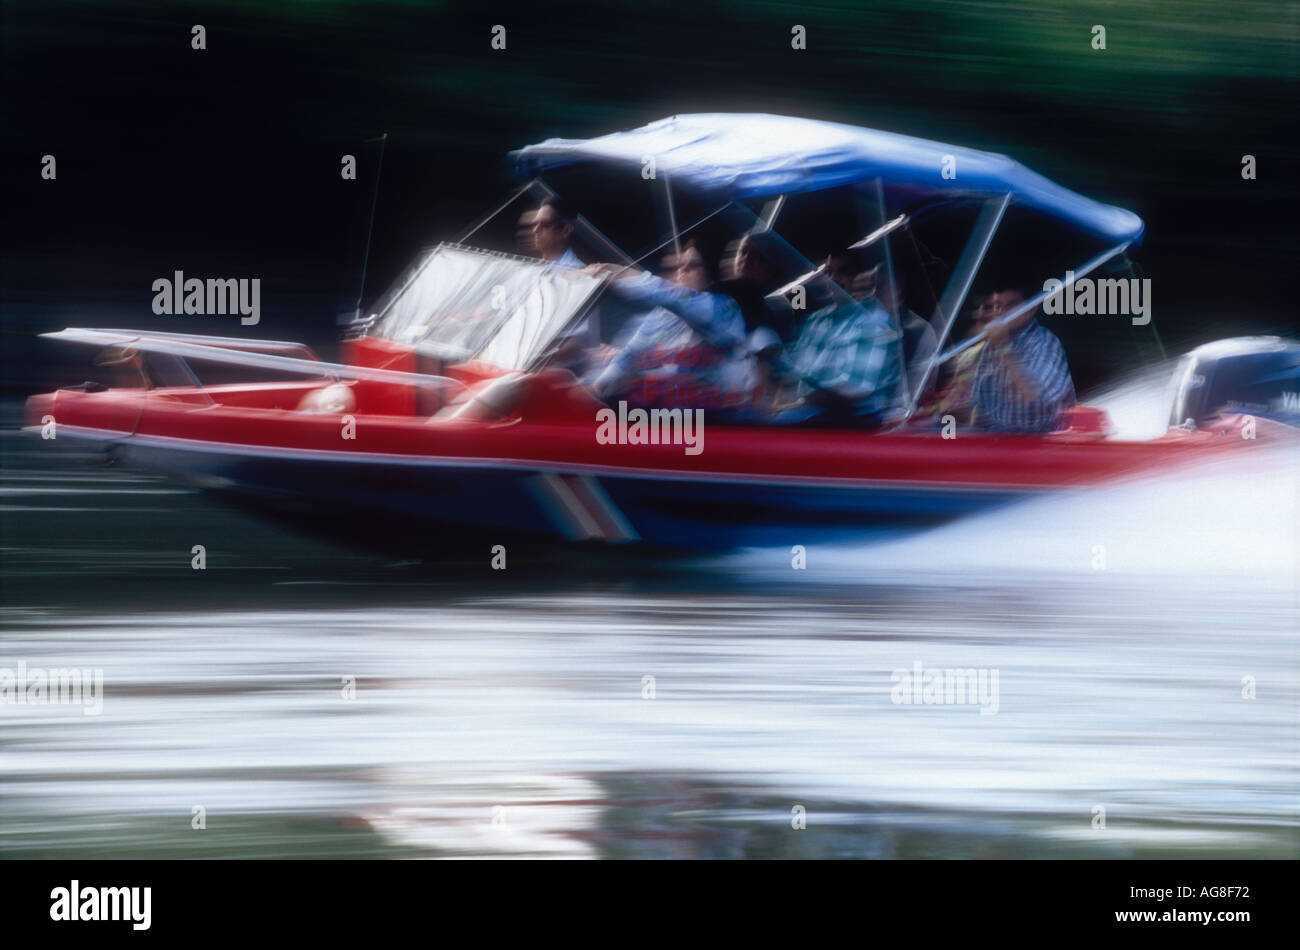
[23,381,1263,553]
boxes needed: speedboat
[23,115,1298,554]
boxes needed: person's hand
[583,262,636,280]
[985,319,1012,351]
[590,343,619,364]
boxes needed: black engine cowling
[1169,336,1300,428]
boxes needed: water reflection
[1,406,1296,859]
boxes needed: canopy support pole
[902,193,1010,420]
[759,195,786,231]
[875,177,911,411]
[663,172,682,257]
[925,240,1133,368]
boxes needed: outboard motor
[1168,336,1300,428]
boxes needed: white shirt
[550,247,589,340]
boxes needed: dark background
[2,0,1296,394]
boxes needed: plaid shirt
[972,319,1075,432]
[786,299,901,415]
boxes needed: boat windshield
[367,243,604,369]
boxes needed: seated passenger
[970,287,1075,432]
[823,249,858,295]
[713,232,793,344]
[713,233,797,401]
[586,241,754,413]
[773,267,902,427]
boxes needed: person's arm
[604,271,745,348]
[590,347,631,401]
[988,344,1044,402]
[588,309,674,400]
[985,322,1072,407]
[983,318,1040,400]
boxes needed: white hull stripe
[563,474,640,542]
[532,473,602,540]
[24,424,1054,494]
[528,474,639,543]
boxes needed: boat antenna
[352,132,388,322]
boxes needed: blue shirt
[592,272,754,410]
[972,319,1075,432]
[550,247,585,270]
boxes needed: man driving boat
[529,197,597,374]
[529,198,585,269]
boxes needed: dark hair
[677,237,716,281]
[974,277,1027,300]
[540,197,577,224]
[739,230,782,268]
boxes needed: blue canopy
[512,114,1144,245]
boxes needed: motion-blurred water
[1,384,1296,859]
